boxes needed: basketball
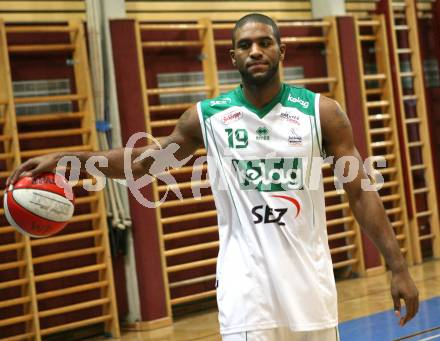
[4,172,75,238]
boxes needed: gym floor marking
[339,296,440,341]
[419,335,440,341]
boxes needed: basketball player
[8,13,419,341]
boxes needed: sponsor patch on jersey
[210,98,232,106]
[256,126,270,141]
[222,110,243,125]
[231,158,304,192]
[280,111,300,125]
[288,128,302,146]
[252,195,301,226]
[287,94,309,109]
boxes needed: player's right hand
[7,153,60,187]
[391,268,419,326]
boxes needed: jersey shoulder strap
[199,88,242,122]
[282,85,317,116]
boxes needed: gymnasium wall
[125,0,312,21]
[6,29,129,320]
[419,2,440,223]
[0,1,435,22]
[0,0,86,22]
[0,18,121,339]
[0,0,439,333]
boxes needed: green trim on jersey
[200,90,242,121]
[199,83,317,120]
[283,85,316,116]
[235,83,287,118]
[313,114,323,157]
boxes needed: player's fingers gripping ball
[4,172,75,238]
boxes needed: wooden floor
[108,260,440,341]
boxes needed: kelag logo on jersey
[231,158,303,192]
[287,94,309,109]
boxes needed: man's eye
[238,42,250,49]
[260,40,271,47]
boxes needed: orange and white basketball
[4,172,75,238]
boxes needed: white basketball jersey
[197,84,338,335]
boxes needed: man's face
[230,22,286,85]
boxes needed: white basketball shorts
[222,326,339,341]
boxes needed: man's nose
[249,43,262,58]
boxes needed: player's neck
[242,76,282,109]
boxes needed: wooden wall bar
[0,1,435,24]
[0,1,86,22]
[0,20,120,340]
[345,0,435,18]
[353,15,414,266]
[377,0,440,263]
[336,15,383,271]
[125,0,312,21]
[345,0,380,17]
[426,0,440,213]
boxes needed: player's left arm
[319,95,419,326]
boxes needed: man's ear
[229,49,237,67]
[279,43,286,62]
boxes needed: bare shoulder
[319,96,350,128]
[174,104,203,143]
[319,95,354,151]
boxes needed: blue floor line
[339,296,440,341]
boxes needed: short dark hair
[232,13,281,47]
